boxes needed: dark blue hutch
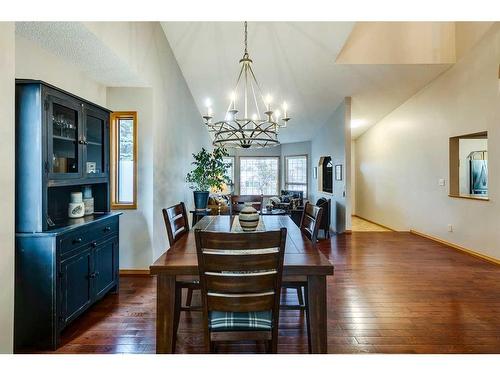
[15,80,120,351]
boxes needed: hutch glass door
[48,98,82,179]
[84,108,108,178]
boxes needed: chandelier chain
[244,21,248,54]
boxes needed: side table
[190,209,211,225]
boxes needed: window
[449,131,488,201]
[285,155,308,196]
[110,112,138,209]
[239,157,279,195]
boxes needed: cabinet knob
[91,241,97,248]
[72,238,82,244]
[103,226,111,232]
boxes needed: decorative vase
[238,203,260,231]
[82,185,94,216]
[193,191,210,210]
[68,192,85,219]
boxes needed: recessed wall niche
[449,131,488,200]
[318,156,333,194]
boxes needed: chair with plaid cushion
[195,228,287,353]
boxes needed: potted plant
[186,147,231,210]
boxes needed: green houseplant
[186,147,231,210]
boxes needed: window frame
[284,154,308,197]
[239,156,280,196]
[110,111,138,210]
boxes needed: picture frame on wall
[335,164,343,181]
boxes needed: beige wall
[0,22,15,354]
[337,22,456,64]
[355,24,500,259]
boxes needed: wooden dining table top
[150,215,334,276]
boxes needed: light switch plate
[439,179,446,186]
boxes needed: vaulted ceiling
[15,22,492,143]
[161,22,457,141]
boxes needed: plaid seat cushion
[209,310,273,332]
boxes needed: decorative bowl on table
[238,203,260,231]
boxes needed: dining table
[149,214,334,354]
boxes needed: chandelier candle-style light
[202,21,291,148]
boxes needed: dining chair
[195,228,287,353]
[162,202,201,344]
[315,197,331,239]
[281,201,323,353]
[230,194,264,214]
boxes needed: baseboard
[344,229,352,234]
[410,229,500,266]
[119,269,151,276]
[352,214,396,231]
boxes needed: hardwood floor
[47,232,500,354]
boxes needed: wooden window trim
[284,154,308,196]
[110,111,138,210]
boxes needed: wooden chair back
[300,202,324,244]
[162,202,190,247]
[230,195,264,214]
[195,228,287,327]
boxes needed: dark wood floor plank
[34,231,500,354]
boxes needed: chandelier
[202,22,291,149]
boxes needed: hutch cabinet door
[83,105,109,179]
[93,236,119,300]
[59,248,93,326]
[45,93,84,180]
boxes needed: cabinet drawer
[94,219,118,237]
[59,218,118,255]
[60,231,93,255]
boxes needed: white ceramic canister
[68,192,85,218]
[238,203,260,231]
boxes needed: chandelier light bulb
[282,102,288,117]
[252,113,258,121]
[265,94,273,110]
[229,91,237,110]
[208,107,213,116]
[205,98,212,108]
[274,110,281,121]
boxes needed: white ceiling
[15,22,453,142]
[15,22,146,87]
[162,22,451,141]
